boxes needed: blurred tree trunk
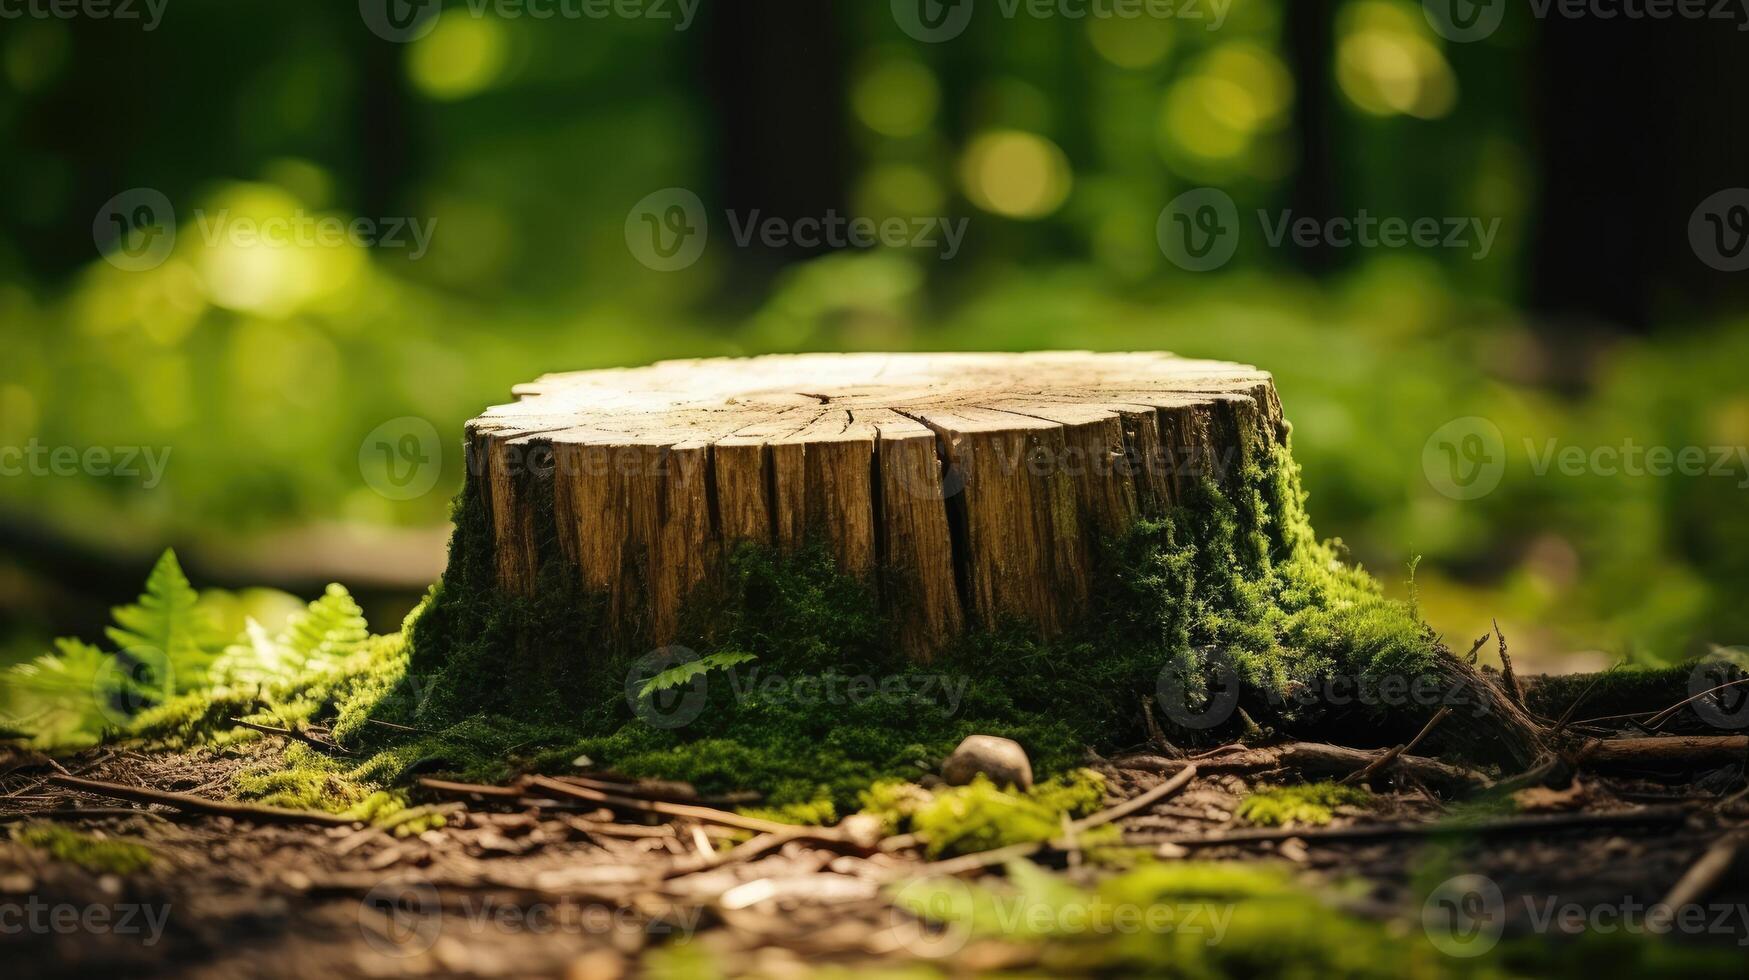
[355,25,420,224]
[1528,18,1749,331]
[701,1,850,286]
[1285,0,1342,275]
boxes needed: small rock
[836,813,885,850]
[567,948,625,980]
[941,735,1033,790]
[1279,837,1310,864]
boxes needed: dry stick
[1552,671,1613,737]
[1072,764,1198,832]
[554,815,676,840]
[522,775,795,835]
[0,807,170,824]
[1464,631,1492,665]
[418,777,526,800]
[1582,735,1749,769]
[1132,805,1689,848]
[1188,743,1248,761]
[1140,696,1185,760]
[364,717,427,734]
[228,718,346,754]
[1490,752,1568,796]
[550,773,762,808]
[47,774,357,827]
[664,831,793,878]
[1661,831,1748,910]
[1342,707,1453,787]
[1645,677,1749,732]
[901,840,1051,879]
[1114,742,1489,793]
[1494,619,1525,709]
[1564,677,1749,732]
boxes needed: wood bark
[465,352,1284,656]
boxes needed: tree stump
[464,352,1284,657]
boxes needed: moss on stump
[379,353,1543,807]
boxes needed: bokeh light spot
[408,13,509,102]
[959,130,1072,220]
[852,59,940,138]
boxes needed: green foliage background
[1,0,1746,672]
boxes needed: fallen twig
[522,775,794,835]
[1552,671,1613,737]
[0,807,170,824]
[229,718,346,754]
[1342,708,1452,787]
[417,777,524,800]
[1130,805,1689,848]
[1115,741,1490,793]
[1494,620,1524,709]
[1141,696,1185,760]
[1072,765,1197,832]
[549,774,761,808]
[1464,631,1491,665]
[1645,678,1749,732]
[47,774,357,827]
[1661,830,1747,910]
[1581,735,1748,770]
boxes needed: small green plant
[3,550,229,748]
[860,770,1107,857]
[2,550,377,752]
[637,651,757,699]
[12,823,156,874]
[1236,782,1370,827]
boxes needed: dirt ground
[3,733,1747,980]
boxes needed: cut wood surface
[467,351,1284,655]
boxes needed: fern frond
[1,639,139,748]
[637,651,756,699]
[209,584,370,690]
[104,550,225,695]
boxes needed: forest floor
[3,718,1747,980]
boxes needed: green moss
[883,858,1746,979]
[328,434,1458,814]
[229,742,409,821]
[860,770,1108,858]
[1522,663,1692,722]
[12,823,156,874]
[1235,781,1371,827]
[133,431,1457,825]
